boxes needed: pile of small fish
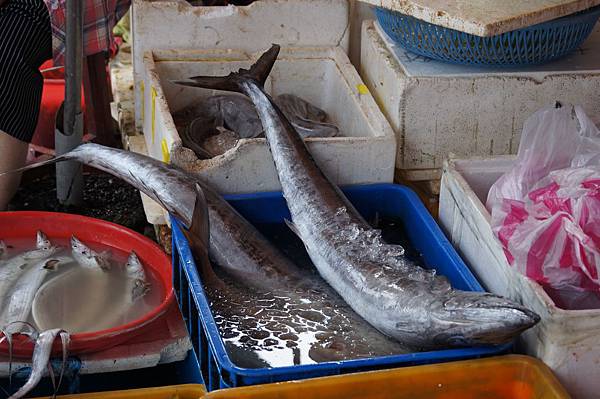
[173,94,339,159]
[0,233,152,398]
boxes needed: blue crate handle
[375,6,600,66]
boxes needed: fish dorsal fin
[247,44,280,86]
[184,183,211,274]
[172,44,280,92]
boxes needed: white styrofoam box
[132,0,350,129]
[439,156,600,399]
[141,46,396,194]
[126,135,168,226]
[360,19,600,182]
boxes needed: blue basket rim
[375,4,600,36]
[172,183,512,380]
[374,5,600,66]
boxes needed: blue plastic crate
[172,183,512,391]
[375,6,600,66]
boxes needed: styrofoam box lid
[375,20,600,77]
[359,0,600,36]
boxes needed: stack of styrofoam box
[132,0,396,225]
[439,156,600,399]
[360,19,600,184]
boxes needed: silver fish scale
[317,211,448,292]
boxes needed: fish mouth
[430,293,540,346]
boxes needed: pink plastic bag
[487,105,600,303]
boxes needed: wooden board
[359,0,600,36]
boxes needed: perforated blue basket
[375,6,600,66]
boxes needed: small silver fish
[18,231,58,262]
[34,231,52,252]
[2,257,71,329]
[8,329,70,399]
[0,232,59,313]
[125,251,150,302]
[70,236,111,271]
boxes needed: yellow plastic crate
[205,356,570,399]
[35,384,205,399]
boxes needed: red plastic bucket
[0,211,174,357]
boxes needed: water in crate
[204,216,417,368]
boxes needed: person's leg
[0,0,52,210]
[0,131,28,210]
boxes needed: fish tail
[8,329,66,399]
[171,44,280,92]
[0,154,71,178]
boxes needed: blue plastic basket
[171,183,512,391]
[375,6,600,66]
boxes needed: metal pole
[56,0,84,205]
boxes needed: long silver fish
[8,329,69,399]
[0,232,59,317]
[0,145,409,362]
[2,256,72,329]
[173,44,540,348]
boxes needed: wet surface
[9,171,154,239]
[205,215,423,368]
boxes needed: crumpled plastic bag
[487,105,600,304]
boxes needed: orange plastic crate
[205,355,570,399]
[34,384,205,399]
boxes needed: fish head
[36,231,52,250]
[427,292,540,347]
[71,236,111,271]
[126,251,144,277]
[70,235,87,256]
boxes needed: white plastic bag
[487,105,600,303]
